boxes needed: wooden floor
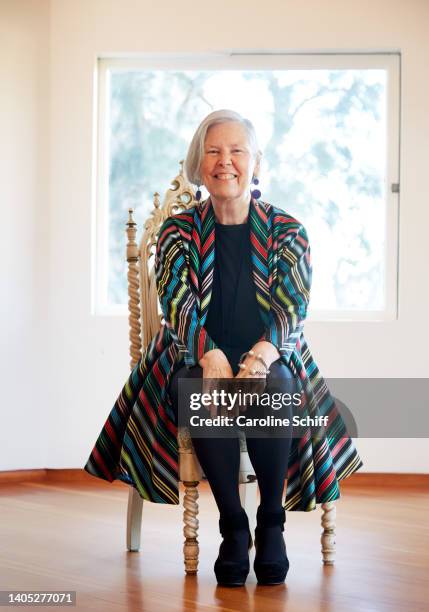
[0,474,428,611]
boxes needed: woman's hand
[234,358,267,414]
[199,349,234,417]
[199,348,234,378]
[234,342,278,410]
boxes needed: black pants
[168,359,294,517]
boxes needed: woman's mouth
[214,173,237,180]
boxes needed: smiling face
[199,121,260,204]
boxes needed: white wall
[0,0,50,469]
[2,0,428,473]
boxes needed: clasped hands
[198,343,279,418]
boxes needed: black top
[204,215,265,375]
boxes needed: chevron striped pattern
[84,196,363,510]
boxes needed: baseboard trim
[0,469,428,489]
[339,472,429,489]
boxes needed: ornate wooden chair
[124,162,336,574]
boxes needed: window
[94,53,400,321]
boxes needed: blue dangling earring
[251,176,261,199]
[195,184,202,202]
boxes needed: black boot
[253,506,289,585]
[214,509,253,587]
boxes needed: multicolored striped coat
[84,196,363,511]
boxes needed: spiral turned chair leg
[183,481,200,575]
[321,501,336,565]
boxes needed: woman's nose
[217,154,232,166]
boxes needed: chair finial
[127,208,136,226]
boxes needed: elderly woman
[84,109,363,588]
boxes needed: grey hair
[184,109,262,185]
